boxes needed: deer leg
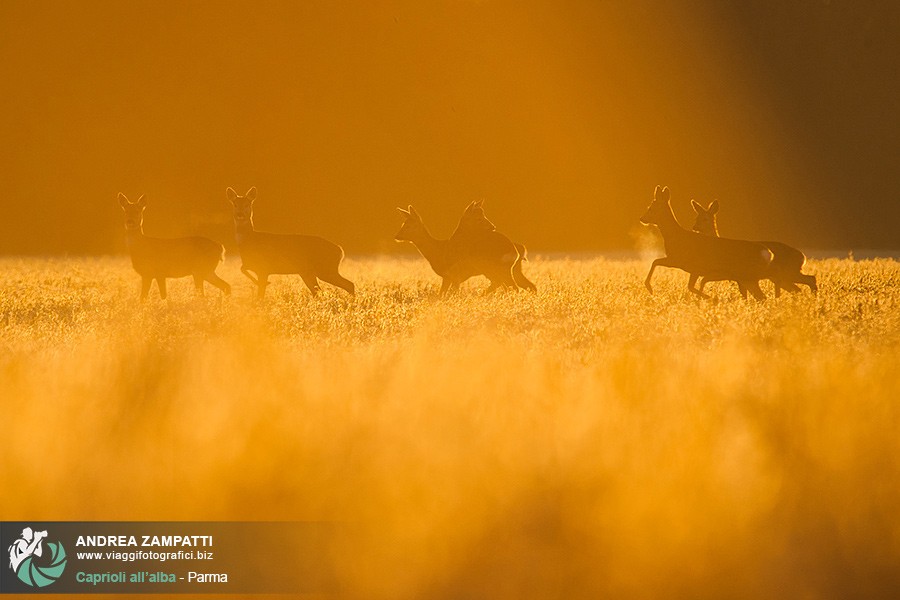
[645,257,674,294]
[240,266,268,298]
[797,273,818,294]
[193,274,205,296]
[773,279,799,298]
[140,276,152,301]
[335,275,356,295]
[502,266,517,289]
[745,280,766,301]
[687,273,711,300]
[318,268,355,295]
[775,275,801,294]
[439,278,454,297]
[486,266,515,293]
[644,263,658,293]
[256,274,269,298]
[724,280,749,299]
[157,278,167,300]
[205,273,232,296]
[513,258,537,292]
[241,266,259,285]
[485,280,503,293]
[300,273,321,296]
[768,276,784,298]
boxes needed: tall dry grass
[1,255,899,599]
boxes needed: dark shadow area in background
[709,0,900,248]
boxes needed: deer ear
[709,200,720,214]
[408,205,420,218]
[660,187,671,203]
[396,206,410,216]
[475,199,485,208]
[246,187,257,203]
[691,199,702,213]
[118,193,129,208]
[653,185,661,200]
[226,187,237,203]
[136,195,147,208]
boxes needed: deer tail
[512,244,536,292]
[514,243,528,262]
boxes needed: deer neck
[450,221,466,239]
[124,227,144,249]
[654,203,687,240]
[234,218,256,244]
[409,225,449,272]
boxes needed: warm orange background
[0,0,897,255]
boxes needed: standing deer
[640,185,773,300]
[450,200,537,292]
[226,187,354,298]
[118,193,231,300]
[691,200,817,297]
[394,205,522,296]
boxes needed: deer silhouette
[691,200,817,297]
[118,193,230,300]
[394,204,526,296]
[449,200,536,292]
[640,186,772,300]
[226,187,354,298]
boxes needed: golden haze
[2,1,899,598]
[2,256,900,598]
[1,1,897,253]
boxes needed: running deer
[450,200,537,292]
[118,193,231,300]
[226,187,354,298]
[640,186,773,300]
[394,205,523,296]
[691,200,817,297]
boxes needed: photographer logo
[7,527,67,587]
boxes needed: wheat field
[2,255,899,599]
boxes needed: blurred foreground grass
[1,255,899,599]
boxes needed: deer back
[666,229,773,280]
[237,230,344,275]
[129,235,224,277]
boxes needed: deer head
[691,200,720,236]
[226,186,257,227]
[639,185,672,226]
[118,193,147,232]
[455,199,496,234]
[394,205,427,242]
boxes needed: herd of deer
[117,185,816,301]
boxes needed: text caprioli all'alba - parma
[76,535,213,548]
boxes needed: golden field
[2,255,899,599]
